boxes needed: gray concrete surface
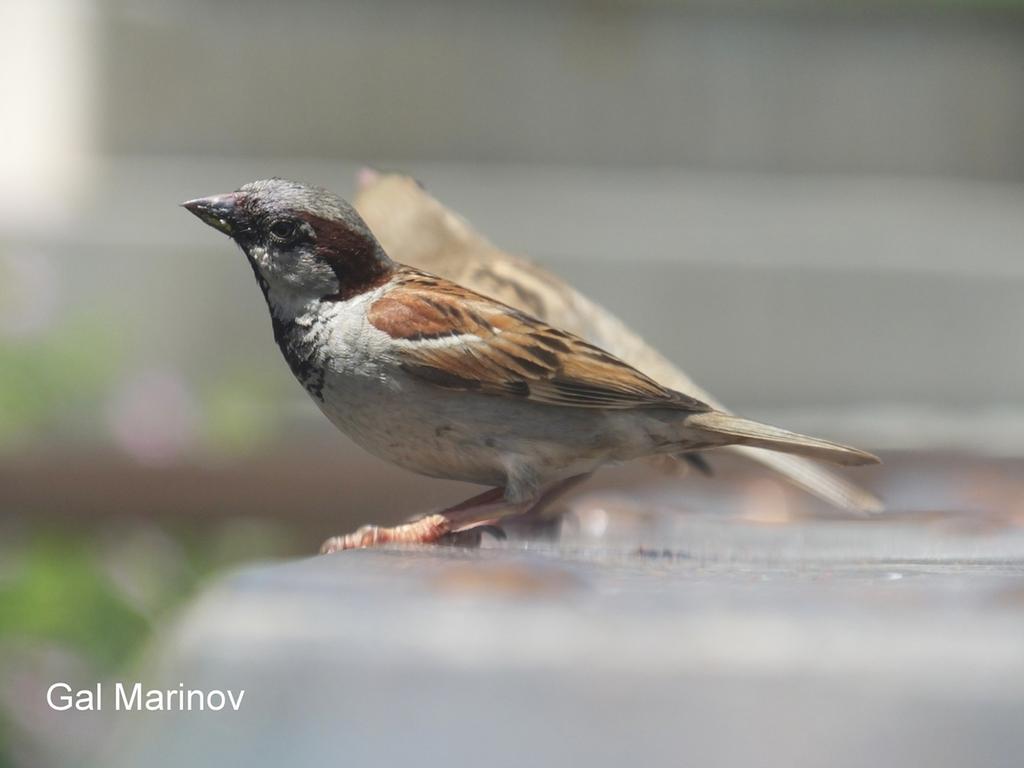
[107,468,1024,768]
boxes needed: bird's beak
[182,193,239,236]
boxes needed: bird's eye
[269,220,297,242]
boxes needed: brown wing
[368,268,710,412]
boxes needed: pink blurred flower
[106,368,198,464]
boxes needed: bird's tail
[685,411,880,468]
[729,447,884,513]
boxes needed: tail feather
[728,446,884,513]
[686,411,880,468]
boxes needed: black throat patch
[246,254,328,402]
[270,314,327,401]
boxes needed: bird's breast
[268,302,349,401]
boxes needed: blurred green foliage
[201,365,284,457]
[0,537,150,671]
[0,318,123,448]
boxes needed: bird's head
[183,178,393,306]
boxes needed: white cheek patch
[248,244,340,300]
[290,253,340,294]
[245,246,346,328]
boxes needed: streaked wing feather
[369,269,709,412]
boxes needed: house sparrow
[184,179,879,551]
[354,170,883,513]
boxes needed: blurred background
[3,1,1024,765]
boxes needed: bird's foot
[319,477,589,554]
[320,518,508,553]
[320,513,451,553]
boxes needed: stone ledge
[108,504,1024,768]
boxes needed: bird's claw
[319,516,511,554]
[319,514,452,553]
